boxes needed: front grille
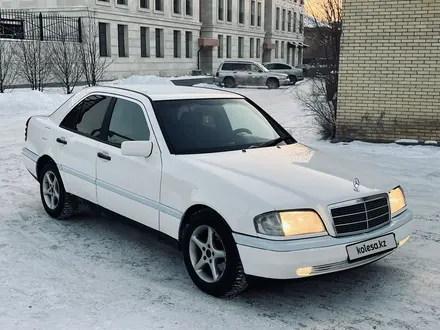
[330,194,391,236]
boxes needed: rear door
[56,94,112,203]
[232,63,248,85]
[96,95,162,230]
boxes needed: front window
[153,98,293,154]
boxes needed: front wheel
[288,75,297,84]
[39,162,77,219]
[266,78,280,89]
[182,209,248,297]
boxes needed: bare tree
[80,9,113,86]
[0,40,18,93]
[299,0,342,139]
[49,25,84,94]
[17,38,52,92]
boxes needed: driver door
[96,95,162,230]
[247,64,265,86]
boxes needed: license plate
[346,233,397,261]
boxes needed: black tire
[266,78,280,89]
[223,77,236,88]
[39,162,77,220]
[288,75,297,85]
[182,209,248,297]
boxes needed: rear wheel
[223,77,237,88]
[39,162,77,219]
[182,209,248,297]
[266,78,280,89]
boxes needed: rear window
[221,62,250,71]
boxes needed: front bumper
[233,209,414,279]
[280,78,291,86]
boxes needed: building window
[173,0,181,14]
[186,0,193,16]
[173,30,181,58]
[249,38,254,58]
[288,11,292,32]
[294,12,297,32]
[218,34,223,58]
[226,35,231,58]
[257,2,262,27]
[140,27,150,57]
[299,14,304,33]
[238,36,244,58]
[281,41,284,58]
[140,0,149,9]
[275,7,280,30]
[227,0,232,22]
[155,0,163,11]
[218,0,224,20]
[256,38,260,58]
[185,31,193,58]
[238,0,244,24]
[98,22,109,57]
[282,9,286,31]
[275,40,279,58]
[251,1,255,26]
[155,28,164,58]
[117,24,128,57]
[117,0,127,5]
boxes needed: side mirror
[121,141,153,158]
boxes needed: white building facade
[0,0,304,78]
[263,0,306,66]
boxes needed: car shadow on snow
[72,205,402,295]
[36,204,406,319]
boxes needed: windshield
[256,63,269,72]
[153,98,294,154]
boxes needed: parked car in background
[22,85,414,298]
[262,62,305,84]
[214,60,290,89]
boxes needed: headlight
[254,210,326,237]
[389,186,407,215]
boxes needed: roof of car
[98,84,244,101]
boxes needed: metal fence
[0,9,81,42]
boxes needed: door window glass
[107,98,150,147]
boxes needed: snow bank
[0,90,68,119]
[107,75,174,86]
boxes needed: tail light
[25,117,31,141]
[215,72,219,77]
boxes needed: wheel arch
[178,204,233,249]
[36,155,57,182]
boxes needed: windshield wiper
[249,136,290,149]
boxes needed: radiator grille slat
[330,194,391,236]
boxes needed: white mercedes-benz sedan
[22,84,414,297]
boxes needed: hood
[179,143,398,210]
[269,72,288,78]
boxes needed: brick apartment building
[337,0,440,142]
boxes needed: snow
[106,74,211,86]
[395,139,420,144]
[106,75,175,86]
[304,13,330,28]
[1,77,440,329]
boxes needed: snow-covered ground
[1,78,439,329]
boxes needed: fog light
[398,235,410,247]
[296,266,312,276]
